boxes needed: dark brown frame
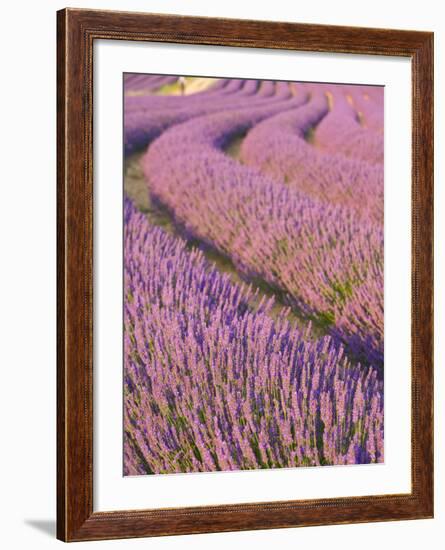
[57,7,434,542]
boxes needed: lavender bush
[124,199,384,475]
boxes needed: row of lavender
[124,78,302,154]
[142,85,384,370]
[240,89,384,221]
[123,73,179,94]
[124,199,383,474]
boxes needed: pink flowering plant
[123,75,384,475]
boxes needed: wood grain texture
[57,7,434,542]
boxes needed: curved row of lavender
[124,73,178,97]
[315,85,384,165]
[339,85,384,134]
[142,93,384,370]
[124,78,304,154]
[124,199,383,474]
[124,73,179,94]
[124,76,384,474]
[239,91,384,222]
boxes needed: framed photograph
[57,8,434,542]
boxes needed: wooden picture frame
[57,7,434,542]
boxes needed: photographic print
[123,74,384,476]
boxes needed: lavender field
[123,74,384,475]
